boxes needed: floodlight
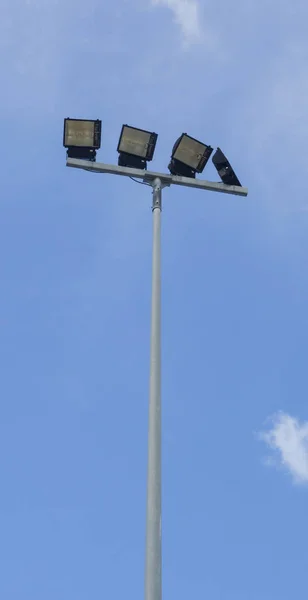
[212,148,241,187]
[63,118,102,161]
[168,133,213,178]
[117,125,158,169]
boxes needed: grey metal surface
[66,158,248,197]
[145,178,162,600]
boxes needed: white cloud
[151,0,202,44]
[259,412,308,484]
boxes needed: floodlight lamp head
[63,118,102,162]
[168,133,213,178]
[117,125,158,169]
[212,148,242,187]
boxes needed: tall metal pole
[145,178,162,600]
[65,156,248,600]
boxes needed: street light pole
[145,178,163,600]
[65,157,248,600]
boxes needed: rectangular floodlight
[63,118,102,149]
[117,125,158,161]
[171,133,213,173]
[212,148,241,187]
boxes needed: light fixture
[63,118,102,162]
[212,148,241,187]
[117,125,158,170]
[168,133,213,179]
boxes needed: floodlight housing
[212,148,241,187]
[168,133,213,178]
[63,118,102,162]
[117,125,158,170]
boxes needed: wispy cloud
[259,412,308,484]
[151,0,202,45]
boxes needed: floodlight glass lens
[65,120,95,147]
[173,135,206,170]
[119,127,151,158]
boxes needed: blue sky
[1,0,308,598]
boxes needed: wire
[129,177,151,187]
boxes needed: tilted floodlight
[212,148,241,187]
[63,118,102,162]
[168,133,213,179]
[117,125,158,170]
